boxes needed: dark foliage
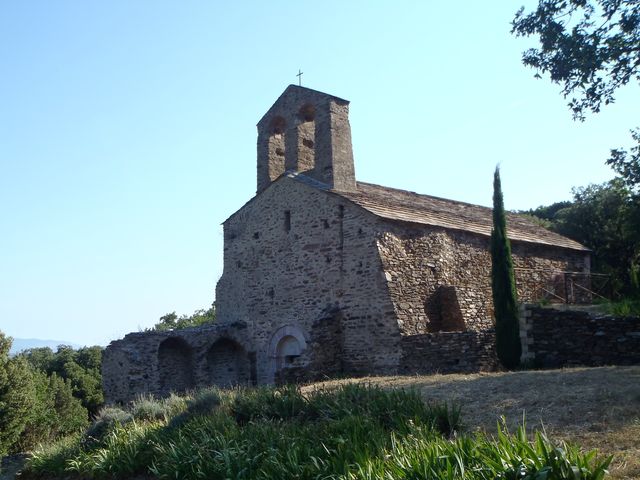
[491,167,521,369]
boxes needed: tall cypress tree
[491,167,521,369]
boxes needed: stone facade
[520,305,640,368]
[102,86,594,404]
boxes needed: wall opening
[284,210,291,232]
[267,116,287,182]
[296,103,316,172]
[206,338,250,388]
[268,325,308,383]
[424,286,466,332]
[275,335,302,371]
[158,337,195,394]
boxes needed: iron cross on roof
[297,69,303,86]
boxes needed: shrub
[186,386,222,416]
[132,393,189,423]
[232,385,310,424]
[85,406,133,443]
[131,395,169,422]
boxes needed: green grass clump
[26,433,83,475]
[231,384,312,424]
[23,384,611,480]
[605,297,640,317]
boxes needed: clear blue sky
[1,2,637,346]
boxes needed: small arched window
[297,103,316,122]
[270,115,287,135]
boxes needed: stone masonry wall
[378,224,589,335]
[102,322,251,404]
[399,330,498,374]
[215,176,402,384]
[520,305,640,368]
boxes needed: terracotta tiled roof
[332,181,588,252]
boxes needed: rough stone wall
[520,305,640,368]
[257,86,356,193]
[215,176,401,385]
[377,224,589,335]
[102,322,251,404]
[400,331,498,374]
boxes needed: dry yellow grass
[306,366,640,479]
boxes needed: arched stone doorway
[275,335,303,370]
[206,338,250,387]
[158,337,195,394]
[268,325,307,383]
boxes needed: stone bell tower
[256,85,356,193]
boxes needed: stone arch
[268,325,307,382]
[297,103,316,122]
[270,115,287,134]
[157,337,195,394]
[206,337,250,387]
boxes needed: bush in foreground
[24,384,611,480]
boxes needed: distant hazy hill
[9,338,82,355]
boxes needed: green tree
[528,179,640,296]
[491,167,521,369]
[20,344,104,416]
[512,0,640,187]
[150,303,217,332]
[0,332,35,456]
[17,371,88,451]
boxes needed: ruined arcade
[102,86,590,403]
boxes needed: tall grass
[24,384,611,480]
[605,297,640,317]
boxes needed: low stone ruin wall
[520,305,640,368]
[399,330,498,374]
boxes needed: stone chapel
[102,85,590,403]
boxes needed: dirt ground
[308,366,640,479]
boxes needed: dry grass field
[307,366,640,480]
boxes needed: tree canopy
[1,332,87,455]
[149,303,217,332]
[19,344,104,416]
[512,0,640,187]
[524,178,640,296]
